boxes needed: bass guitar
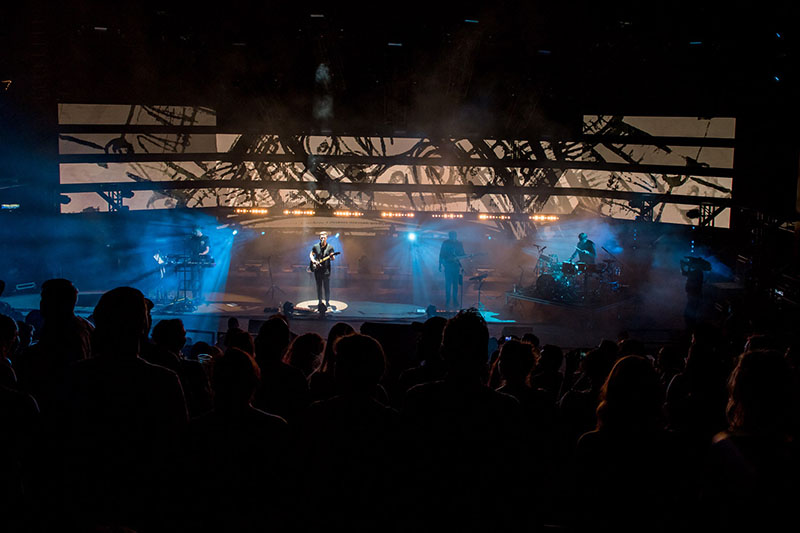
[308,252,341,273]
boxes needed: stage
[1,280,687,351]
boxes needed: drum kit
[529,251,622,303]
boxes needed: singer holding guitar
[310,231,337,311]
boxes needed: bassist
[309,231,336,311]
[439,230,465,310]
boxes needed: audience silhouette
[308,321,354,402]
[299,333,400,531]
[702,349,800,532]
[402,309,525,530]
[0,277,796,532]
[15,279,93,417]
[147,318,213,417]
[186,347,290,532]
[252,316,309,422]
[282,331,324,378]
[67,287,188,529]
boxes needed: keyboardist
[190,227,210,258]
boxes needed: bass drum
[535,274,558,299]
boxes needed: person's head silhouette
[255,316,291,363]
[442,308,489,378]
[498,339,535,385]
[92,287,148,357]
[152,318,187,355]
[213,348,261,410]
[727,350,794,436]
[40,278,79,320]
[333,333,386,395]
[596,355,662,432]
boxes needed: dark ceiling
[3,0,797,136]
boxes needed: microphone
[541,246,547,252]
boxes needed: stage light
[232,229,239,236]
[333,210,363,217]
[381,211,414,218]
[479,214,511,221]
[408,232,417,242]
[261,231,265,236]
[334,233,340,238]
[431,213,463,219]
[529,214,559,222]
[234,208,269,215]
[283,209,316,216]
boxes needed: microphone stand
[264,256,286,306]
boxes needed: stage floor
[2,282,687,351]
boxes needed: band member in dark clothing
[439,231,465,309]
[569,232,596,264]
[681,256,711,329]
[185,227,212,304]
[190,227,211,258]
[309,231,335,310]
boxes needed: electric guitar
[308,252,341,273]
[452,252,487,261]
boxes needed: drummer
[569,232,596,264]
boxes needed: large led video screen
[58,105,733,227]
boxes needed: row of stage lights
[234,208,269,215]
[380,211,415,218]
[231,207,559,222]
